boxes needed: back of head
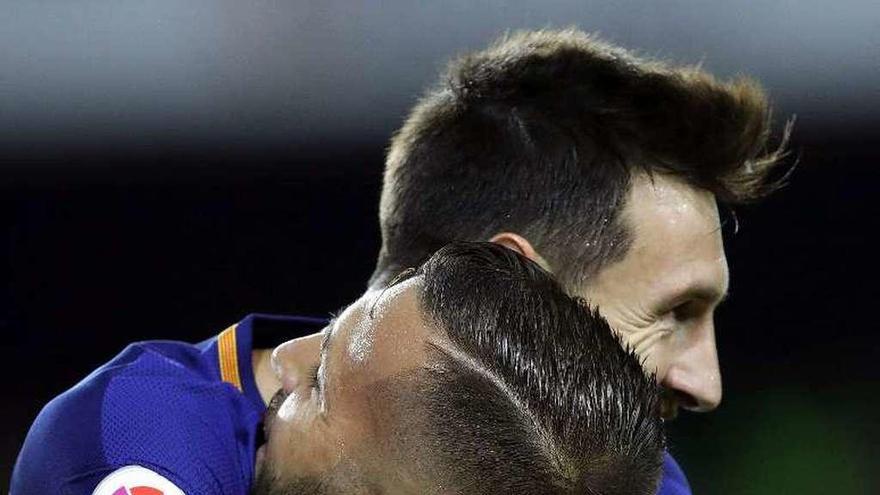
[373,28,789,289]
[390,242,664,494]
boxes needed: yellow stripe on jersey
[218,324,243,391]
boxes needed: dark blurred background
[2,1,878,493]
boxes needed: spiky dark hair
[373,28,790,289]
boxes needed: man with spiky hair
[372,28,791,493]
[13,243,664,494]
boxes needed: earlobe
[489,232,552,271]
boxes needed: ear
[489,232,552,272]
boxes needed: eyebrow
[316,316,339,403]
[660,283,730,312]
[319,317,338,360]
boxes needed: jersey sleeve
[11,343,252,495]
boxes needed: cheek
[264,393,328,477]
[644,342,674,380]
[609,318,674,377]
[276,389,312,422]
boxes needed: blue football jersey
[11,314,325,495]
[658,451,692,495]
[12,313,692,494]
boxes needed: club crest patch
[91,466,185,495]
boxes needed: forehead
[626,173,725,262]
[594,172,729,298]
[336,278,436,386]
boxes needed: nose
[271,332,324,393]
[662,323,722,412]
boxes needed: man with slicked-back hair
[371,28,791,494]
[14,243,666,494]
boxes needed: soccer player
[370,29,790,494]
[12,243,664,494]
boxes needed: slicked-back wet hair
[253,243,662,495]
[399,242,664,495]
[372,28,790,290]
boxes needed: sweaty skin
[583,173,728,416]
[251,278,442,491]
[493,172,728,418]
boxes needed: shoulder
[657,451,692,495]
[11,340,249,494]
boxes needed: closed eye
[307,363,321,391]
[672,301,703,320]
[659,286,729,320]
